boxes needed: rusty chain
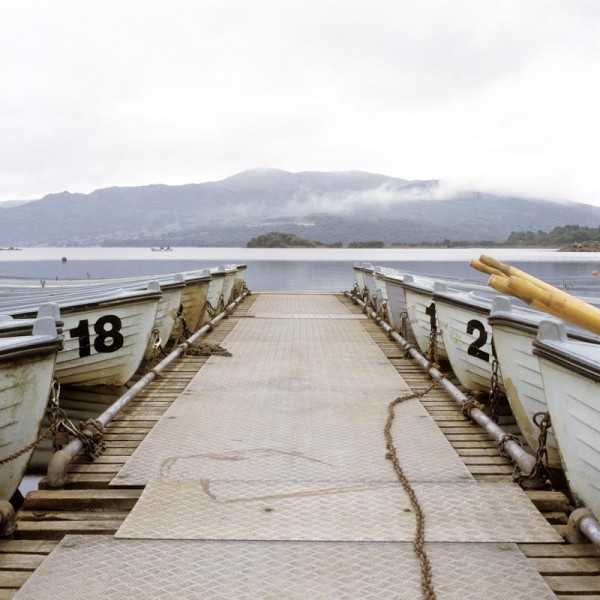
[385,380,438,600]
[0,380,61,465]
[488,357,501,423]
[399,311,413,359]
[426,327,439,368]
[174,305,192,344]
[150,327,165,359]
[0,421,56,466]
[515,411,551,485]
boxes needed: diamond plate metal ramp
[112,317,473,486]
[14,536,557,600]
[116,481,561,542]
[248,293,353,316]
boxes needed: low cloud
[282,180,477,216]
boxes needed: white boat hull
[403,287,448,360]
[491,321,561,468]
[143,285,184,360]
[203,273,226,324]
[361,264,379,306]
[353,264,366,293]
[535,327,600,519]
[55,296,159,386]
[380,275,407,332]
[0,319,61,500]
[233,266,247,297]
[179,277,211,333]
[436,298,502,394]
[221,268,237,307]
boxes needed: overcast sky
[1,1,598,204]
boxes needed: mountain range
[0,168,598,246]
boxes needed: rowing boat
[533,320,600,520]
[0,285,161,386]
[433,285,502,394]
[0,317,62,501]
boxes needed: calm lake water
[2,247,600,290]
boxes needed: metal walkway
[7,293,600,598]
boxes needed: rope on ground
[185,341,232,357]
[385,380,438,600]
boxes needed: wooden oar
[479,255,561,295]
[488,274,600,336]
[469,258,506,278]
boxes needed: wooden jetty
[2,292,600,598]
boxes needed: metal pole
[566,508,600,549]
[579,514,600,549]
[46,290,249,488]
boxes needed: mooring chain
[0,422,56,465]
[0,379,61,464]
[488,357,501,423]
[174,305,193,344]
[150,327,165,358]
[426,327,439,368]
[399,311,413,359]
[516,411,551,485]
[0,379,100,465]
[385,380,438,600]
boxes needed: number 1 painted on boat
[69,315,124,357]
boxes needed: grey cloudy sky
[1,0,599,204]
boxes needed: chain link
[0,380,60,465]
[497,432,522,460]
[488,357,501,423]
[426,327,439,368]
[515,411,551,485]
[0,423,56,465]
[385,381,438,600]
[174,305,192,344]
[399,311,412,359]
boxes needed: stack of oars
[470,255,600,336]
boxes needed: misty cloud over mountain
[0,168,598,247]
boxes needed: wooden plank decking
[1,292,599,598]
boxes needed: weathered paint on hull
[221,268,237,307]
[180,278,211,333]
[202,274,226,325]
[143,285,184,360]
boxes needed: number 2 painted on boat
[69,315,124,357]
[466,319,490,362]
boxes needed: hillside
[0,169,598,246]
